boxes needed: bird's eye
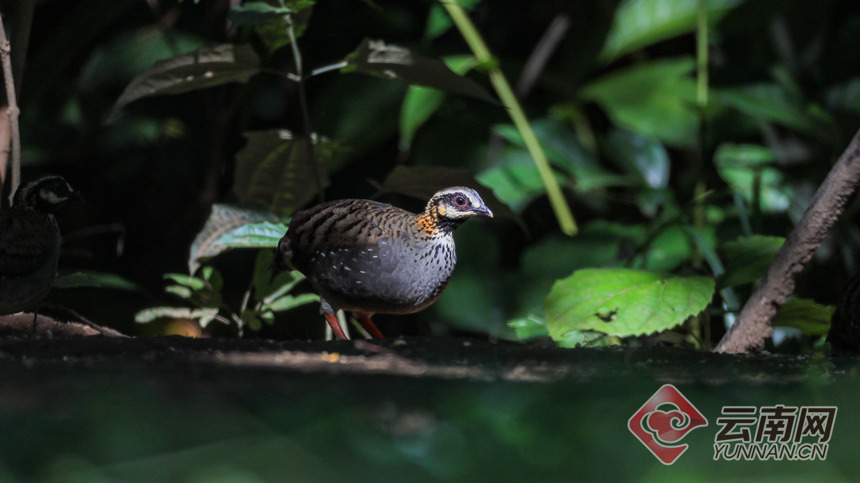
[454,196,468,207]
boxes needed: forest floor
[0,316,858,481]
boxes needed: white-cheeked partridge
[0,176,80,316]
[272,187,493,339]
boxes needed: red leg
[357,314,385,338]
[323,313,349,340]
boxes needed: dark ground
[0,332,857,482]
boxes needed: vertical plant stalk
[691,0,709,267]
[715,128,860,353]
[441,1,577,236]
[285,14,325,204]
[0,17,20,205]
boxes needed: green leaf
[601,130,669,189]
[399,55,477,151]
[251,250,307,302]
[78,28,204,91]
[134,307,219,328]
[228,2,294,26]
[477,161,566,212]
[544,268,715,339]
[164,273,206,291]
[771,299,834,336]
[644,224,704,272]
[264,292,320,312]
[580,58,698,146]
[715,84,821,135]
[189,204,280,274]
[343,39,493,102]
[110,44,261,119]
[554,330,615,348]
[714,143,792,213]
[484,119,626,205]
[217,221,288,248]
[229,1,315,54]
[719,235,785,288]
[53,271,141,291]
[380,165,516,220]
[508,315,550,340]
[600,0,742,63]
[233,130,338,218]
[165,285,194,300]
[424,0,482,40]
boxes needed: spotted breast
[0,176,80,315]
[272,187,492,339]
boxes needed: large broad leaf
[343,39,493,102]
[486,119,627,205]
[714,143,792,213]
[380,165,516,220]
[399,55,477,151]
[110,44,261,118]
[600,0,743,63]
[233,130,337,217]
[715,84,821,136]
[771,299,834,337]
[719,235,785,288]
[580,58,698,146]
[228,1,315,54]
[78,28,204,91]
[189,204,283,274]
[544,268,715,340]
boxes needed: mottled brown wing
[286,199,405,269]
[286,199,428,307]
[0,209,53,275]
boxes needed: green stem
[696,0,708,109]
[693,0,709,266]
[441,1,577,235]
[285,14,325,203]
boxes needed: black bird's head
[12,176,82,213]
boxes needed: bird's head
[421,186,493,233]
[12,176,82,213]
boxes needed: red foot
[357,315,385,338]
[323,313,349,340]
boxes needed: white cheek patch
[40,188,66,204]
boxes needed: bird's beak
[475,205,493,218]
[71,191,84,203]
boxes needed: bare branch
[0,17,21,205]
[715,128,860,353]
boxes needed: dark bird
[0,176,80,316]
[828,275,860,353]
[272,187,493,339]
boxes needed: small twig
[0,17,21,205]
[715,128,860,353]
[514,14,570,97]
[488,14,570,165]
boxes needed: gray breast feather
[308,236,457,311]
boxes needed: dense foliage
[13,0,860,348]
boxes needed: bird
[0,176,81,316]
[828,275,860,353]
[271,186,493,340]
